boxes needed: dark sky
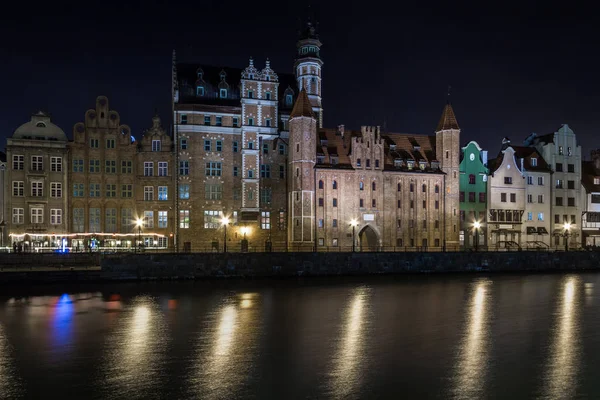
[1,1,599,157]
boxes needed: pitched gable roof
[290,88,315,119]
[436,103,460,131]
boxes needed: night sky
[2,1,599,157]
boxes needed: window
[360,199,364,208]
[12,181,24,197]
[332,238,338,247]
[527,212,533,221]
[51,182,62,198]
[216,116,222,127]
[105,208,116,232]
[360,182,364,191]
[423,200,427,208]
[556,197,563,206]
[31,208,43,224]
[71,208,84,233]
[265,92,271,100]
[13,155,24,170]
[179,210,190,229]
[31,156,43,171]
[568,147,572,156]
[568,164,575,173]
[538,194,544,203]
[333,198,338,207]
[197,86,204,96]
[435,200,440,209]
[157,162,168,177]
[261,211,271,229]
[106,139,115,149]
[181,114,187,124]
[278,144,286,155]
[527,176,533,185]
[204,116,211,126]
[144,211,154,228]
[233,141,238,152]
[144,162,153,176]
[357,158,361,167]
[180,138,188,150]
[179,161,189,175]
[372,199,377,208]
[285,94,293,106]
[261,164,271,178]
[265,118,272,127]
[559,146,564,155]
[568,197,575,207]
[179,184,190,199]
[397,199,402,208]
[158,186,168,200]
[479,192,485,203]
[204,140,211,151]
[469,174,476,184]
[595,178,600,185]
[152,140,161,152]
[248,141,254,150]
[331,219,338,228]
[144,186,154,201]
[319,198,324,207]
[205,184,222,200]
[398,183,402,192]
[121,184,132,198]
[260,188,272,204]
[12,208,24,224]
[158,211,168,228]
[233,166,238,176]
[105,160,116,174]
[72,159,84,172]
[556,163,563,172]
[90,138,99,148]
[538,176,544,185]
[460,192,465,202]
[531,158,537,167]
[527,194,533,203]
[73,183,84,197]
[233,117,239,127]
[504,177,512,184]
[248,90,254,99]
[318,219,324,229]
[50,157,62,172]
[375,160,380,168]
[538,212,544,221]
[279,165,285,178]
[510,193,516,202]
[556,179,563,189]
[469,192,475,202]
[121,160,132,174]
[366,159,371,168]
[248,169,254,178]
[89,183,100,197]
[248,118,254,126]
[216,141,222,152]
[31,182,43,197]
[204,210,222,229]
[501,193,507,202]
[410,183,414,192]
[568,180,575,189]
[571,215,576,224]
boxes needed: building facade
[459,141,488,249]
[581,150,600,247]
[0,152,7,248]
[5,112,69,251]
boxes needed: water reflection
[542,276,581,399]
[51,294,74,348]
[329,286,370,398]
[0,323,20,397]
[451,279,492,399]
[102,296,167,397]
[190,292,260,399]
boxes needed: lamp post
[221,217,230,253]
[563,222,571,252]
[350,219,358,252]
[136,218,143,253]
[473,221,481,252]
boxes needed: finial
[447,85,452,104]
[265,58,270,68]
[249,57,254,67]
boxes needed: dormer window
[285,94,293,106]
[219,89,227,98]
[249,74,254,80]
[265,76,270,81]
[196,86,204,96]
[152,140,161,152]
[197,71,203,79]
[390,144,396,150]
[36,122,46,128]
[419,161,426,170]
[407,160,415,170]
[531,157,538,167]
[317,156,325,164]
[394,159,402,168]
[595,178,600,185]
[331,156,338,165]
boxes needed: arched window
[318,180,324,189]
[333,181,337,190]
[285,94,293,106]
[372,182,376,191]
[469,174,476,184]
[196,86,204,96]
[422,184,427,193]
[296,168,299,177]
[359,182,364,191]
[397,183,401,192]
[219,89,228,98]
[435,184,439,193]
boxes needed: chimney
[482,150,488,166]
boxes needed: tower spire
[447,85,451,104]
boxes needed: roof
[582,160,600,193]
[176,63,298,109]
[0,151,5,163]
[436,103,460,131]
[512,145,552,173]
[290,88,315,119]
[12,111,67,142]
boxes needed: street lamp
[563,222,571,252]
[350,219,358,252]
[473,221,481,252]
[136,218,144,253]
[221,216,230,253]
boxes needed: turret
[294,19,324,128]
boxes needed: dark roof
[0,151,5,163]
[290,88,315,119]
[512,145,552,173]
[176,63,298,109]
[436,103,460,131]
[582,160,600,193]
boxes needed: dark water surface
[0,274,598,399]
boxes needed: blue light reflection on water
[52,294,74,348]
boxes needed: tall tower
[288,89,317,248]
[436,102,461,249]
[294,20,324,128]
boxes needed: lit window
[196,86,204,96]
[179,210,190,229]
[158,186,168,200]
[204,210,222,229]
[261,211,271,229]
[220,88,227,98]
[158,211,168,228]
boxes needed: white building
[0,152,6,248]
[524,124,582,249]
[487,139,526,249]
[581,150,600,247]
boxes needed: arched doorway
[359,225,379,252]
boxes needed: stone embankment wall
[100,251,600,280]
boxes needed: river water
[0,274,598,399]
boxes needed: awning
[526,227,537,234]
[537,227,549,235]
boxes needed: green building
[459,141,489,249]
